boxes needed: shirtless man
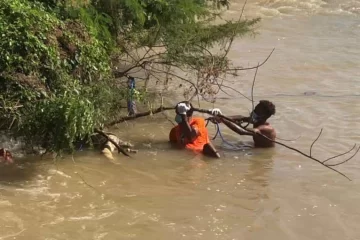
[169,101,221,158]
[214,100,276,148]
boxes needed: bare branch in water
[194,107,357,181]
[101,101,356,180]
[322,144,357,164]
[274,135,302,142]
[326,145,360,167]
[75,171,99,192]
[105,106,174,127]
[310,128,323,157]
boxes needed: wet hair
[175,101,194,117]
[256,100,276,118]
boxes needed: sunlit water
[1,0,360,239]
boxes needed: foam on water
[0,132,24,154]
[233,0,360,18]
[339,0,360,14]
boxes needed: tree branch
[222,0,248,60]
[225,48,275,72]
[194,107,357,181]
[106,106,174,127]
[150,66,200,98]
[251,63,260,110]
[99,99,356,180]
[322,144,357,164]
[310,128,323,157]
[210,80,252,101]
[326,146,360,167]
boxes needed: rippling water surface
[1,0,360,239]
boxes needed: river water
[1,0,360,239]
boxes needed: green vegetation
[0,0,259,153]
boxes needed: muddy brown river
[1,0,360,239]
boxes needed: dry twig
[222,0,248,60]
[225,48,275,72]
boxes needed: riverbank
[0,0,259,155]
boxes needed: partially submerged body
[212,100,277,148]
[169,117,219,157]
[169,101,220,158]
[252,122,276,148]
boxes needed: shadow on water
[217,138,276,197]
[245,148,276,187]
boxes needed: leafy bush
[0,0,259,154]
[0,0,119,152]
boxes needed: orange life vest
[169,117,210,151]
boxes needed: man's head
[175,101,194,124]
[252,100,276,124]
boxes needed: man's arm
[176,103,198,141]
[229,115,251,125]
[221,118,253,136]
[228,115,250,122]
[179,115,198,141]
[208,115,251,124]
[206,108,252,135]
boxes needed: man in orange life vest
[169,101,221,158]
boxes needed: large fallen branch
[194,107,358,181]
[106,106,174,127]
[103,103,358,180]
